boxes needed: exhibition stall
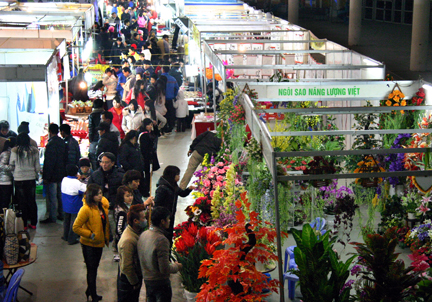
[0,38,66,144]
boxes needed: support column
[348,0,362,46]
[410,0,430,71]
[288,0,299,25]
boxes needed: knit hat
[176,90,185,101]
[17,121,30,134]
[135,67,144,75]
[79,158,91,167]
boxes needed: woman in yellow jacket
[73,184,110,302]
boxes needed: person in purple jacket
[61,164,87,245]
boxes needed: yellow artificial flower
[400,92,405,98]
[385,100,392,106]
[401,100,407,106]
[388,93,394,99]
[393,103,400,107]
[372,194,378,207]
[401,110,405,114]
[394,96,400,102]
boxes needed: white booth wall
[0,49,60,143]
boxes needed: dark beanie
[79,158,91,167]
[17,121,30,134]
[143,118,153,127]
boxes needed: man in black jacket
[96,122,119,158]
[60,124,81,166]
[41,123,67,223]
[168,63,183,87]
[88,98,104,169]
[179,131,222,189]
[88,152,124,243]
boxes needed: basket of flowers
[303,156,336,188]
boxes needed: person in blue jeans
[160,66,179,134]
[41,123,67,223]
[61,164,87,245]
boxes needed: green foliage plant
[350,227,424,302]
[291,224,355,302]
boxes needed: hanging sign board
[175,18,189,33]
[247,81,421,101]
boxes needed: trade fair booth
[0,39,67,144]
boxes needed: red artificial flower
[182,232,195,248]
[188,223,198,237]
[204,242,216,255]
[175,238,187,253]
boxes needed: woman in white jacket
[102,68,118,109]
[173,90,189,132]
[9,133,40,229]
[122,99,147,134]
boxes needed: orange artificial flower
[401,100,407,106]
[385,100,392,106]
[393,103,400,106]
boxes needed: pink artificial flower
[300,166,307,171]
[290,160,295,164]
[287,165,292,169]
[218,169,225,174]
[217,175,224,182]
[210,190,215,198]
[208,173,215,179]
[408,253,431,271]
[217,162,224,167]
[203,180,211,187]
[417,203,430,214]
[210,166,218,173]
[224,166,230,170]
[223,181,227,186]
[422,196,432,203]
[301,160,307,165]
[215,182,223,187]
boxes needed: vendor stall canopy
[0,2,94,40]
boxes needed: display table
[3,243,38,295]
[191,113,220,140]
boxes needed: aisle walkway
[18,131,194,302]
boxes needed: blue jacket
[117,72,127,97]
[161,72,179,100]
[61,176,87,214]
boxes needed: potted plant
[197,192,287,301]
[401,190,420,220]
[173,224,221,300]
[350,227,424,301]
[290,224,355,301]
[333,193,359,246]
[304,156,336,188]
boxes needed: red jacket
[109,107,125,139]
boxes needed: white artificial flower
[194,209,202,216]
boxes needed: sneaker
[113,254,120,262]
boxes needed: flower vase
[184,289,198,302]
[407,212,416,220]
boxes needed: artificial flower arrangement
[219,88,239,121]
[303,156,337,175]
[401,189,423,215]
[185,196,213,227]
[230,104,245,125]
[317,180,354,215]
[173,224,221,293]
[384,133,412,187]
[197,192,287,301]
[407,220,432,268]
[353,155,386,187]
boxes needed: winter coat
[154,177,191,217]
[103,74,119,100]
[9,146,40,181]
[96,131,119,158]
[160,73,179,100]
[125,89,148,110]
[88,166,124,207]
[118,225,142,286]
[61,176,87,214]
[64,135,81,166]
[190,131,222,157]
[118,140,144,172]
[0,150,14,185]
[173,95,189,118]
[43,136,67,183]
[154,95,167,116]
[109,107,125,139]
[139,131,160,171]
[88,108,104,143]
[122,74,136,102]
[73,196,110,248]
[114,205,128,244]
[122,106,146,133]
[169,69,183,87]
[138,226,180,281]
